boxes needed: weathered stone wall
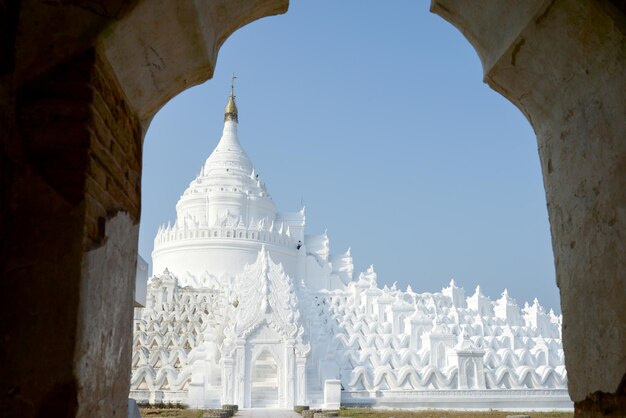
[84,51,143,247]
[432,0,625,415]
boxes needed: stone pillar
[285,341,296,407]
[296,357,307,405]
[235,340,246,408]
[431,1,626,414]
[221,357,235,406]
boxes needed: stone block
[203,409,230,418]
[221,404,238,411]
[302,409,322,418]
[324,379,342,409]
[314,412,339,418]
[294,405,310,413]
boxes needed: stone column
[296,357,308,405]
[221,357,235,405]
[235,340,246,408]
[285,341,296,407]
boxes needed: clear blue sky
[140,0,561,313]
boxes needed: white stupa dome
[152,89,285,280]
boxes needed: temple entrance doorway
[251,349,279,408]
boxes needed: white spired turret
[152,85,298,282]
[176,87,276,227]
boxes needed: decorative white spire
[201,81,257,183]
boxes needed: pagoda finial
[225,73,238,122]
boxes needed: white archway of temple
[251,349,279,408]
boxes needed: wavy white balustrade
[294,281,567,394]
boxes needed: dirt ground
[140,408,203,418]
[140,407,574,418]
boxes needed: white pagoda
[130,85,572,410]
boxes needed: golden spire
[224,72,238,122]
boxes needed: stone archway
[0,1,623,416]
